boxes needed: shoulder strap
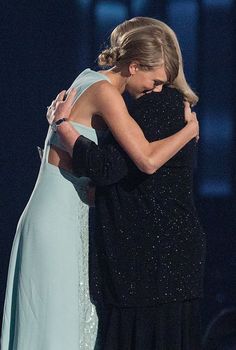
[69,68,110,104]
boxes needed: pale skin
[47,62,199,174]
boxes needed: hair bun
[98,47,120,67]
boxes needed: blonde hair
[98,25,179,86]
[110,17,198,106]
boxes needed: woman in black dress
[72,86,205,350]
[47,18,203,349]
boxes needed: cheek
[136,75,150,91]
[130,75,139,86]
[144,80,154,90]
[131,76,153,91]
[132,76,146,91]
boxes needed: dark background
[1,0,236,342]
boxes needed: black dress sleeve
[72,135,129,186]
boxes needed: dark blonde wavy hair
[107,17,198,106]
[98,25,179,86]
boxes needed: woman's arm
[91,82,198,174]
[49,85,198,174]
[72,88,193,185]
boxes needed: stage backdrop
[1,0,236,335]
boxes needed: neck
[101,66,130,94]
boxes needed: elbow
[137,157,160,174]
[145,167,157,175]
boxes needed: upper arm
[92,82,151,172]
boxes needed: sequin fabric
[73,87,206,307]
[77,199,98,349]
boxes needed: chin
[135,92,144,99]
[127,90,137,98]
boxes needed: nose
[153,85,163,93]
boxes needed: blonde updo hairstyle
[98,25,179,87]
[109,17,198,106]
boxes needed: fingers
[46,88,77,125]
[183,104,199,141]
[183,101,190,108]
[65,88,77,105]
[191,111,197,119]
[55,88,76,109]
[192,111,199,142]
[47,98,57,111]
[50,88,76,108]
[56,90,67,102]
[184,101,191,115]
[184,102,199,142]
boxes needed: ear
[128,61,139,75]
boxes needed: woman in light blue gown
[1,20,199,350]
[1,71,111,350]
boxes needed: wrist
[185,121,197,138]
[51,117,68,132]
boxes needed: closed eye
[153,80,169,86]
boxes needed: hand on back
[184,101,199,141]
[46,88,77,124]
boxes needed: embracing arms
[72,135,129,186]
[48,83,198,174]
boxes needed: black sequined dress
[73,87,206,350]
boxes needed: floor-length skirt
[96,299,202,350]
[1,162,98,350]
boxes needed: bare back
[48,69,111,171]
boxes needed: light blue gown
[0,69,110,350]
